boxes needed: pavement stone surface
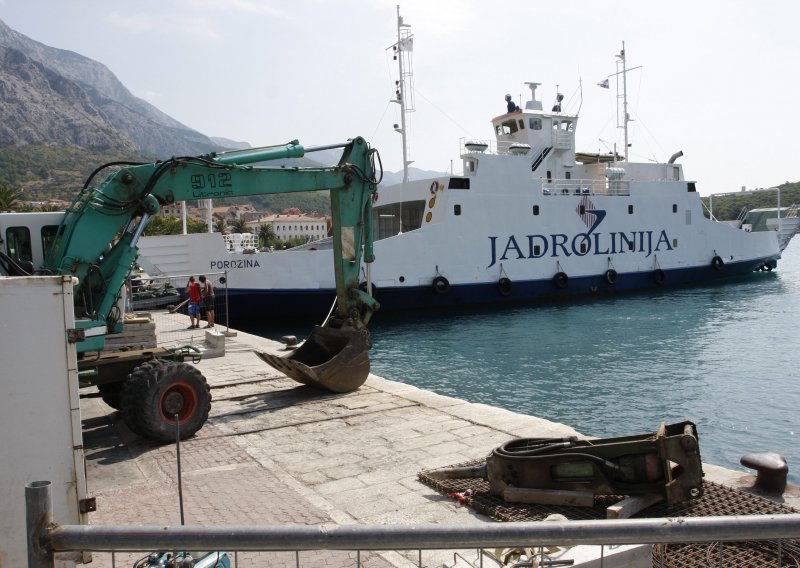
[78,311,799,567]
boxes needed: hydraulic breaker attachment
[256,326,371,393]
[426,421,704,506]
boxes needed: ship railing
[25,481,800,568]
[542,178,630,197]
[729,206,749,228]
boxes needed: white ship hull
[137,172,791,321]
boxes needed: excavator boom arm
[46,137,379,348]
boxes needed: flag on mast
[597,78,610,89]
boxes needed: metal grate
[419,459,800,567]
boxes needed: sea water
[245,241,800,484]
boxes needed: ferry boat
[133,44,799,322]
[2,26,795,323]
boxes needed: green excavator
[0,137,380,442]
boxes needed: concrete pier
[79,312,799,567]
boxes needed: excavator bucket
[256,326,371,393]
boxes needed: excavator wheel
[120,359,211,442]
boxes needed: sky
[1,0,799,195]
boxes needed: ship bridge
[463,82,577,181]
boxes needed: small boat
[129,272,181,310]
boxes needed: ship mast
[392,5,415,183]
[618,43,629,162]
[609,42,640,162]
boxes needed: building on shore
[247,210,330,242]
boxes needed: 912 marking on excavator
[190,172,234,198]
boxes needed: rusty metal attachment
[256,326,371,393]
[426,421,704,506]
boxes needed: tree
[214,219,227,234]
[37,203,65,212]
[0,185,24,211]
[231,218,248,234]
[187,218,208,233]
[143,215,182,236]
[258,223,276,248]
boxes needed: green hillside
[0,144,334,213]
[700,182,800,220]
[0,144,146,201]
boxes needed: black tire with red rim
[120,360,211,442]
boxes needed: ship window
[534,244,541,256]
[454,204,461,216]
[672,204,677,213]
[518,119,525,130]
[687,182,696,192]
[565,172,571,180]
[580,242,587,253]
[533,205,540,215]
[399,276,405,283]
[497,119,519,135]
[628,205,634,214]
[673,239,678,248]
[561,120,574,131]
[464,159,477,174]
[629,241,635,251]
[41,225,59,259]
[5,226,32,263]
[448,177,470,189]
[529,118,542,130]
[547,170,552,182]
[673,166,680,181]
[579,205,586,215]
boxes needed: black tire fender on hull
[553,272,569,289]
[653,268,666,285]
[604,269,618,285]
[120,359,211,442]
[711,255,724,271]
[432,275,450,294]
[498,277,512,296]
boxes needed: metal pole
[26,480,54,568]
[175,415,185,526]
[46,515,800,552]
[224,270,230,334]
[621,42,629,162]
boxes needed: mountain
[0,19,427,207]
[0,46,133,150]
[378,167,450,187]
[0,19,219,157]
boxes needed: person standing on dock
[186,276,201,329]
[199,275,215,328]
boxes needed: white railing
[222,232,258,253]
[541,178,630,196]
